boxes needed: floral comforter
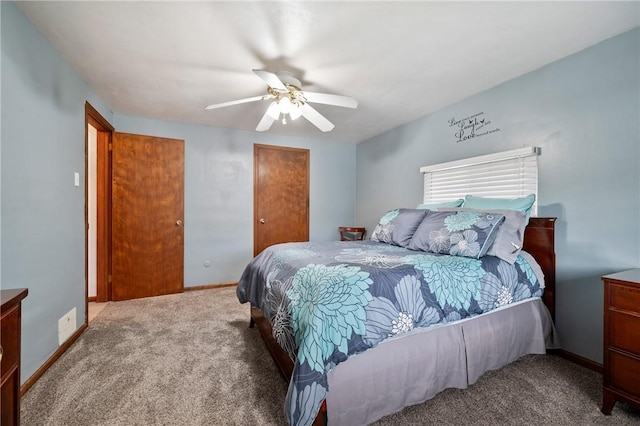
[236,240,543,426]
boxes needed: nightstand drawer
[610,351,640,396]
[609,282,640,312]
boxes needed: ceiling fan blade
[302,91,358,109]
[253,69,287,90]
[205,95,272,110]
[300,103,335,132]
[256,102,280,132]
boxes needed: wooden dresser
[601,269,640,414]
[1,288,28,426]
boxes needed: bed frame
[249,217,557,426]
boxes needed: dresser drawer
[609,350,640,396]
[609,310,640,355]
[1,369,18,426]
[609,282,640,312]
[0,304,20,378]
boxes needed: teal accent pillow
[462,194,536,220]
[416,199,464,210]
[370,208,427,247]
[408,210,505,258]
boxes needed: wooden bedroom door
[111,132,185,301]
[254,144,309,255]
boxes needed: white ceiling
[16,1,639,144]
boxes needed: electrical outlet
[58,307,77,345]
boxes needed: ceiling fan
[205,70,358,132]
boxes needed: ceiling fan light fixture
[289,105,302,120]
[278,96,292,114]
[207,69,356,133]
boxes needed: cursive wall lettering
[448,112,500,143]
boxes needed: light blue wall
[113,114,356,287]
[356,28,640,363]
[1,2,113,381]
[1,1,355,385]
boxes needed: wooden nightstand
[338,227,366,241]
[601,269,640,415]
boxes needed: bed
[237,212,558,426]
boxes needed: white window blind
[421,147,539,215]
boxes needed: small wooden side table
[338,227,366,241]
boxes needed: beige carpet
[21,287,639,425]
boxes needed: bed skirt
[325,297,559,425]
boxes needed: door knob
[259,218,266,224]
[176,220,183,226]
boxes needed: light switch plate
[74,172,80,187]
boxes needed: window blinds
[421,147,539,215]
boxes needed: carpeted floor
[21,287,639,425]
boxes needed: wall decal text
[449,112,500,143]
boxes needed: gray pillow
[408,210,505,259]
[370,208,427,247]
[438,207,528,264]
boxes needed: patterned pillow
[439,207,528,264]
[370,208,427,247]
[408,210,505,258]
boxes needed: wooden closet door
[111,132,184,301]
[254,144,309,255]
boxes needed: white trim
[420,146,539,173]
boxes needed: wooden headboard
[523,217,557,320]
